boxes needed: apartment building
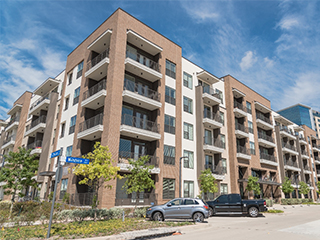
[313,110,320,138]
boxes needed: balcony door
[133,142,146,160]
[204,105,211,118]
[204,129,212,144]
[205,155,213,171]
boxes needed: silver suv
[146,198,209,222]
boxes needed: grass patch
[0,218,193,240]
[301,202,320,205]
[263,210,284,213]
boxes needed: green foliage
[0,147,39,201]
[264,199,274,207]
[298,181,310,196]
[198,169,218,199]
[123,155,155,196]
[48,192,54,201]
[316,181,320,195]
[134,207,147,217]
[281,198,313,205]
[246,176,261,197]
[57,208,124,222]
[263,209,284,213]
[62,193,70,204]
[281,177,295,195]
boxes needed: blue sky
[1,0,320,119]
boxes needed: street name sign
[66,157,90,164]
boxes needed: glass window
[59,179,68,200]
[183,150,194,169]
[73,87,80,105]
[68,73,73,85]
[205,155,213,169]
[221,158,227,174]
[184,181,194,198]
[217,194,228,203]
[221,134,226,149]
[248,121,254,133]
[250,141,255,155]
[60,123,65,138]
[183,96,193,114]
[220,112,225,126]
[77,61,83,78]
[184,199,194,205]
[169,198,182,206]
[220,184,228,195]
[183,72,192,89]
[165,60,176,79]
[163,178,175,199]
[184,122,194,140]
[215,89,223,103]
[66,146,73,157]
[164,115,175,134]
[165,86,176,105]
[119,138,132,157]
[64,97,69,110]
[246,101,252,114]
[164,145,175,165]
[69,115,77,134]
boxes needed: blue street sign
[66,157,90,164]
[50,150,61,158]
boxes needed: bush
[134,207,147,217]
[281,198,313,205]
[107,208,123,219]
[264,199,274,207]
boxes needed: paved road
[162,204,320,240]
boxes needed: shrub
[264,199,273,207]
[62,193,70,204]
[134,207,147,217]
[281,198,313,205]
[107,208,123,219]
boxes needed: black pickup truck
[206,194,267,217]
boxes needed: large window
[69,115,77,134]
[183,96,193,114]
[66,145,73,157]
[184,181,194,198]
[68,73,73,85]
[165,60,176,79]
[165,86,176,105]
[163,178,175,199]
[164,115,175,134]
[220,184,228,195]
[73,87,80,105]
[220,112,225,126]
[246,101,252,114]
[60,123,65,138]
[183,150,194,169]
[248,121,254,133]
[221,134,226,149]
[215,89,223,103]
[221,158,227,174]
[64,97,69,110]
[183,72,192,89]
[59,179,68,200]
[164,145,175,165]
[184,122,194,140]
[77,61,83,78]
[250,141,255,155]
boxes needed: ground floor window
[163,178,175,199]
[59,179,68,200]
[184,181,194,198]
[220,184,228,195]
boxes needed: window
[221,134,226,149]
[220,184,228,195]
[165,60,176,79]
[66,146,73,157]
[183,150,194,169]
[183,96,193,114]
[184,122,193,140]
[59,179,68,200]
[217,194,229,203]
[184,181,194,198]
[164,115,175,134]
[164,145,175,165]
[220,112,225,126]
[73,87,80,105]
[248,121,254,133]
[56,104,60,119]
[165,86,176,105]
[221,158,227,174]
[246,101,252,114]
[68,73,73,85]
[69,115,77,134]
[163,178,175,199]
[250,141,255,155]
[183,72,192,89]
[60,123,65,138]
[215,89,223,103]
[52,129,56,144]
[77,61,83,78]
[64,97,69,110]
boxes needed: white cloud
[277,16,299,30]
[264,57,275,68]
[180,1,220,22]
[239,51,257,71]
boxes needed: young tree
[281,177,295,197]
[246,176,261,199]
[198,169,218,200]
[73,142,121,221]
[123,155,155,208]
[298,181,310,198]
[316,181,320,199]
[0,147,38,202]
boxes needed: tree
[123,155,155,208]
[73,142,121,221]
[198,169,218,200]
[281,177,295,197]
[298,181,310,198]
[246,176,261,199]
[316,181,320,198]
[0,147,38,202]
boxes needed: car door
[163,199,183,218]
[228,194,242,212]
[179,199,195,218]
[214,195,229,213]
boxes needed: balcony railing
[284,159,299,168]
[26,140,42,150]
[288,178,299,185]
[303,165,311,171]
[115,193,157,206]
[314,156,320,161]
[256,112,272,125]
[83,79,107,101]
[29,93,51,111]
[234,101,248,112]
[299,136,306,141]
[70,192,95,206]
[25,115,47,132]
[259,176,278,183]
[3,135,16,145]
[118,151,159,167]
[301,150,308,156]
[121,114,159,133]
[126,48,161,73]
[204,136,224,148]
[202,86,222,100]
[204,110,223,124]
[205,164,227,175]
[235,123,249,133]
[86,48,110,71]
[237,145,250,155]
[78,113,103,133]
[258,132,274,143]
[282,142,296,151]
[6,116,20,129]
[280,126,295,136]
[317,169,320,175]
[260,153,276,162]
[312,143,320,149]
[123,80,160,101]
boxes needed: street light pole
[179,157,188,198]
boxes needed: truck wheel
[208,207,214,217]
[152,212,164,221]
[248,207,259,217]
[193,212,204,222]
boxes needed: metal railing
[257,132,274,143]
[25,115,47,132]
[312,143,320,149]
[164,124,175,134]
[317,169,320,175]
[83,79,107,101]
[126,48,161,73]
[289,178,299,185]
[303,165,311,171]
[78,113,103,133]
[26,140,42,150]
[86,48,110,71]
[301,150,308,156]
[258,176,278,183]
[70,192,95,206]
[123,80,160,101]
[282,142,296,151]
[203,110,223,124]
[121,114,159,133]
[115,193,157,206]
[314,156,320,161]
[236,145,251,155]
[235,123,249,133]
[284,159,299,168]
[6,116,20,129]
[299,136,306,141]
[29,93,51,111]
[205,164,227,175]
[204,136,224,148]
[256,112,272,125]
[202,86,222,100]
[234,101,248,112]
[118,151,159,167]
[280,126,295,136]
[3,135,16,145]
[260,153,276,162]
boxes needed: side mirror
[167,203,172,207]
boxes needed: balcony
[282,142,299,155]
[235,123,249,139]
[29,93,51,116]
[303,165,312,174]
[25,116,46,137]
[236,146,251,160]
[1,135,16,150]
[312,143,320,152]
[284,159,301,172]
[85,49,110,80]
[7,103,22,116]
[203,136,224,154]
[122,80,161,111]
[257,132,276,148]
[120,114,161,141]
[317,169,320,177]
[77,113,104,141]
[203,110,223,129]
[34,77,60,96]
[260,153,278,166]
[288,177,300,186]
[26,140,42,155]
[197,71,220,85]
[117,151,160,174]
[125,49,162,82]
[314,156,320,165]
[258,176,279,185]
[115,192,157,206]
[5,116,20,132]
[205,164,226,180]
[301,150,309,159]
[299,136,308,145]
[202,86,222,106]
[255,112,273,130]
[233,102,247,118]
[81,79,107,110]
[279,126,296,140]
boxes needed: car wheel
[248,207,259,218]
[208,207,214,217]
[153,212,164,221]
[193,212,204,222]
